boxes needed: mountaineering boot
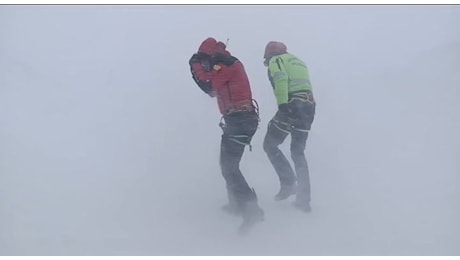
[292,199,312,213]
[274,183,296,201]
[222,188,242,216]
[238,188,264,235]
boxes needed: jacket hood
[216,41,231,56]
[198,37,218,56]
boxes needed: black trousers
[220,110,259,209]
[263,99,315,203]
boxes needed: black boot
[239,188,264,234]
[274,183,296,201]
[222,188,242,216]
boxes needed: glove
[189,53,201,65]
[189,53,213,71]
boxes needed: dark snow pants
[263,98,315,203]
[220,110,259,210]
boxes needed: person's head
[198,37,218,56]
[263,41,287,65]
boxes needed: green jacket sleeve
[268,57,289,105]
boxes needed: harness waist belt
[288,90,315,103]
[225,100,255,114]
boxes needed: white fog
[1,5,459,255]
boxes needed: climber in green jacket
[262,41,316,213]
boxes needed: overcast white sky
[1,5,459,255]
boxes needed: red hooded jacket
[190,38,254,116]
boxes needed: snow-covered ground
[1,5,459,255]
